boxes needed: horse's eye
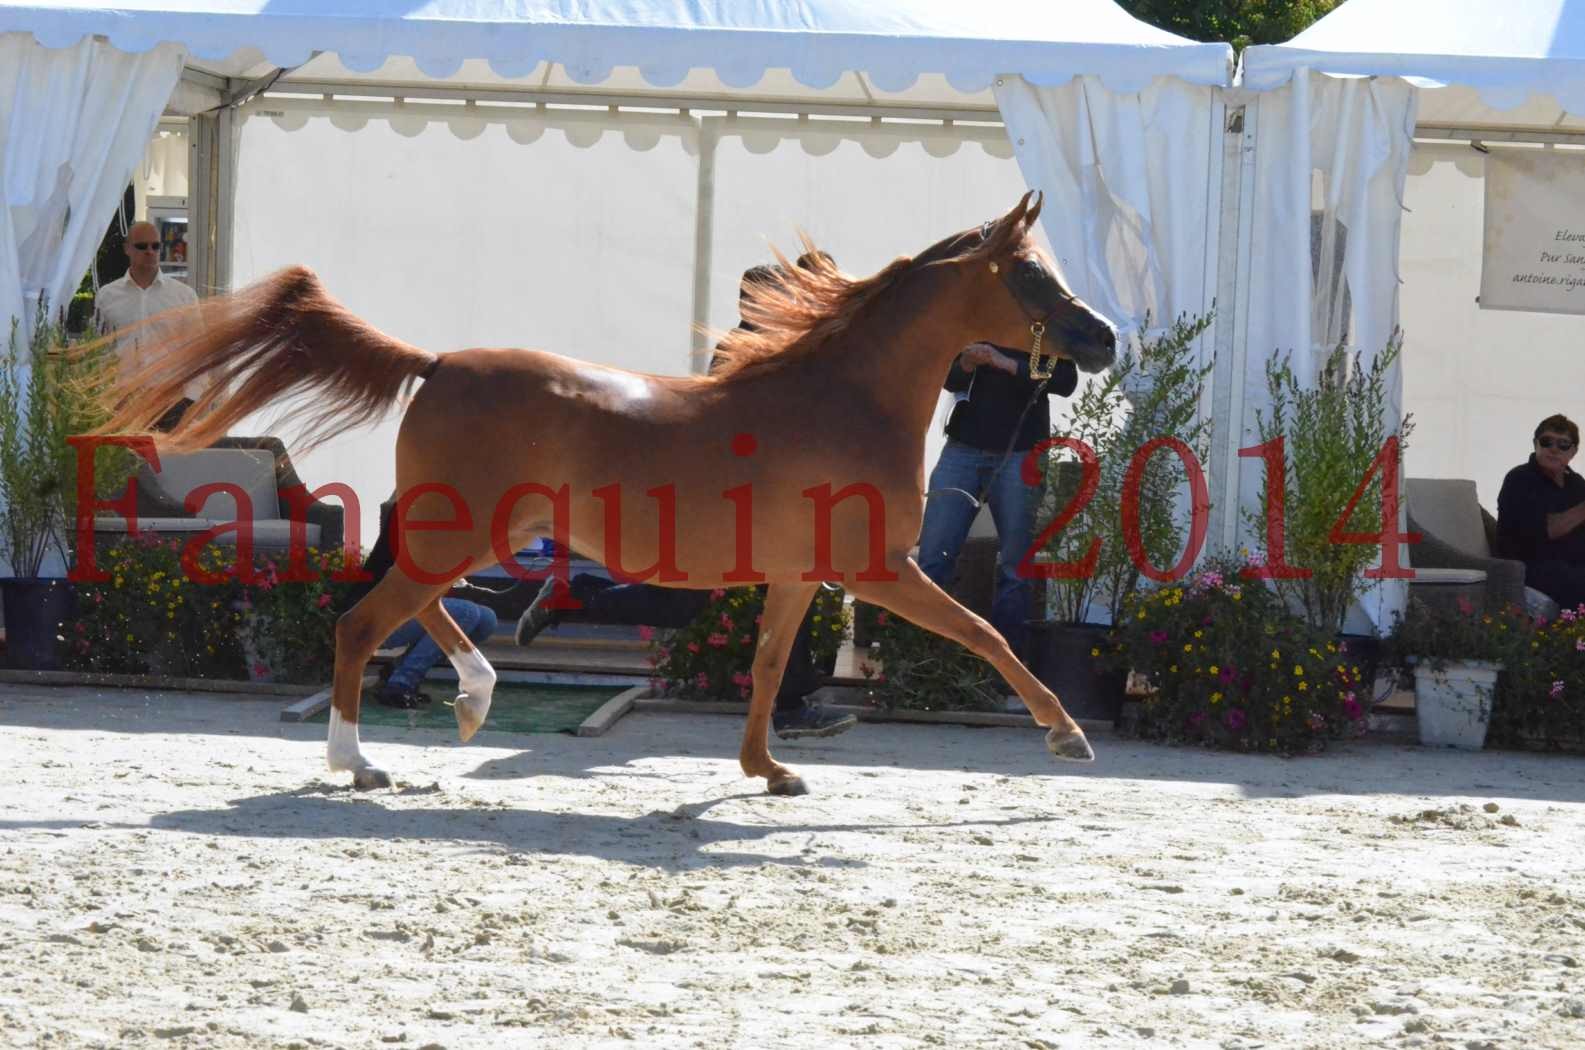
[1017,258,1045,284]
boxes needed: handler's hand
[959,341,1019,375]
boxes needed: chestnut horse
[99,192,1117,795]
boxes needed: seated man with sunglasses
[93,220,200,430]
[1497,414,1585,611]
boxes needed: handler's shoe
[376,684,430,710]
[773,700,857,740]
[514,577,561,647]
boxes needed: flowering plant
[63,537,362,683]
[648,586,849,701]
[1105,558,1369,754]
[1487,605,1585,751]
[1380,597,1532,673]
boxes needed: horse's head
[970,192,1117,374]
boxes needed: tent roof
[1242,0,1585,123]
[1,0,1232,96]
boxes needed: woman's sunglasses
[1538,436,1576,452]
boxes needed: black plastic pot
[0,577,76,670]
[1026,620,1125,723]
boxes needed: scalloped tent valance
[0,0,1232,95]
[1241,0,1585,121]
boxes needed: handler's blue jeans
[383,597,498,691]
[915,439,1037,658]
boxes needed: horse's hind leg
[848,560,1094,762]
[327,574,448,789]
[740,582,820,796]
[413,599,497,743]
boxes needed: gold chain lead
[1027,322,1052,380]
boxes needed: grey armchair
[1404,476,1554,616]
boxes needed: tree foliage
[1118,0,1343,50]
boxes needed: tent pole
[214,104,237,295]
[689,116,720,375]
[1206,96,1260,555]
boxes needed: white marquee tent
[1244,0,1585,567]
[2,0,1245,568]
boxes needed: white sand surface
[1,684,1583,1049]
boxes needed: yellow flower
[1090,647,1100,657]
[1210,691,1223,704]
[1298,682,1308,692]
[1193,629,1203,639]
[1271,649,1281,660]
[1293,665,1305,677]
[1183,644,1193,653]
[1169,664,1178,673]
[1209,665,1220,676]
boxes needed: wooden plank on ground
[576,685,645,737]
[279,674,378,723]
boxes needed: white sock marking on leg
[327,707,368,772]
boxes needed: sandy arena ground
[2,684,1584,1050]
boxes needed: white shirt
[94,270,202,399]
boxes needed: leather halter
[979,219,1076,380]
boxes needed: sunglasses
[130,241,160,251]
[1539,436,1576,452]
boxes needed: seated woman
[1495,413,1585,612]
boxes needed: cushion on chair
[1404,478,1490,558]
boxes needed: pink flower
[1576,637,1585,652]
[657,646,671,660]
[316,593,333,608]
[720,612,734,628]
[1149,630,1169,645]
[1222,707,1247,732]
[1550,680,1566,700]
[1342,692,1363,720]
[1457,595,1476,616]
[732,672,753,688]
[252,662,270,678]
[638,625,655,641]
[710,588,726,600]
[875,611,890,626]
[707,632,728,647]
[694,672,711,689]
[686,642,701,654]
[1307,712,1326,731]
[740,635,753,645]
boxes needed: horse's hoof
[352,766,393,791]
[455,698,489,743]
[1046,727,1095,762]
[767,775,809,797]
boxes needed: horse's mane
[709,230,982,381]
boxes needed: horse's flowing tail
[96,265,438,452]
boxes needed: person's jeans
[569,575,820,710]
[383,597,498,691]
[915,439,1038,658]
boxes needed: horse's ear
[1025,190,1043,227]
[983,193,1032,255]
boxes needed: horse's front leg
[740,583,820,795]
[327,575,444,790]
[414,598,497,742]
[848,558,1094,762]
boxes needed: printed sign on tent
[1481,149,1585,315]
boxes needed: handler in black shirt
[914,341,1079,659]
[1496,413,1585,611]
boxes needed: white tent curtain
[994,75,1218,344]
[1238,71,1419,630]
[0,32,185,340]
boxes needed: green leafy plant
[1105,556,1369,754]
[861,612,1006,712]
[1247,338,1413,633]
[648,586,849,701]
[0,304,131,577]
[1041,311,1215,625]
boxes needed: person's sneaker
[514,577,560,647]
[772,700,858,740]
[375,684,430,710]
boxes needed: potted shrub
[1106,556,1371,754]
[1032,311,1214,720]
[1383,596,1531,750]
[862,610,1007,712]
[0,306,125,668]
[1247,337,1413,643]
